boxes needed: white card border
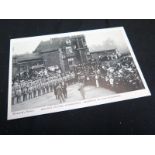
[7,27,151,120]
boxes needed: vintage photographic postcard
[8,27,151,120]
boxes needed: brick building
[12,35,89,78]
[12,54,44,78]
[34,35,89,72]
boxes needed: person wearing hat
[53,82,58,100]
[12,84,16,105]
[56,83,65,103]
[41,81,46,95]
[16,83,22,103]
[49,78,53,92]
[23,84,28,102]
[28,82,33,99]
[61,81,67,98]
[45,80,49,94]
[78,81,85,100]
[37,81,42,96]
[32,81,37,98]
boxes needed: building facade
[90,49,119,62]
[34,35,89,72]
[12,54,44,78]
[12,35,89,79]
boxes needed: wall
[41,51,60,68]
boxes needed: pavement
[12,83,116,112]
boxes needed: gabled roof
[34,37,70,54]
[90,49,116,54]
[13,54,42,63]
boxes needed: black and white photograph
[8,27,150,120]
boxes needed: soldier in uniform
[95,73,100,88]
[28,82,33,99]
[109,75,114,88]
[41,81,46,95]
[23,84,28,101]
[71,72,75,84]
[32,81,37,98]
[56,83,65,103]
[61,81,67,98]
[53,82,58,99]
[78,82,85,100]
[35,80,39,97]
[49,78,53,92]
[69,73,72,85]
[66,74,70,85]
[12,84,16,105]
[16,83,22,103]
[45,80,49,94]
[68,74,71,85]
[37,80,42,96]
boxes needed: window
[79,38,83,48]
[79,37,86,48]
[68,58,74,66]
[66,46,73,55]
[66,39,71,45]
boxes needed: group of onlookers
[100,55,144,92]
[80,55,144,93]
[12,54,144,105]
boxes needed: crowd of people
[78,54,144,93]
[12,71,76,105]
[99,55,144,92]
[12,53,144,105]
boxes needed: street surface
[12,84,116,112]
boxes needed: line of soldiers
[12,73,76,105]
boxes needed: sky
[11,36,50,56]
[11,28,129,56]
[85,29,129,52]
